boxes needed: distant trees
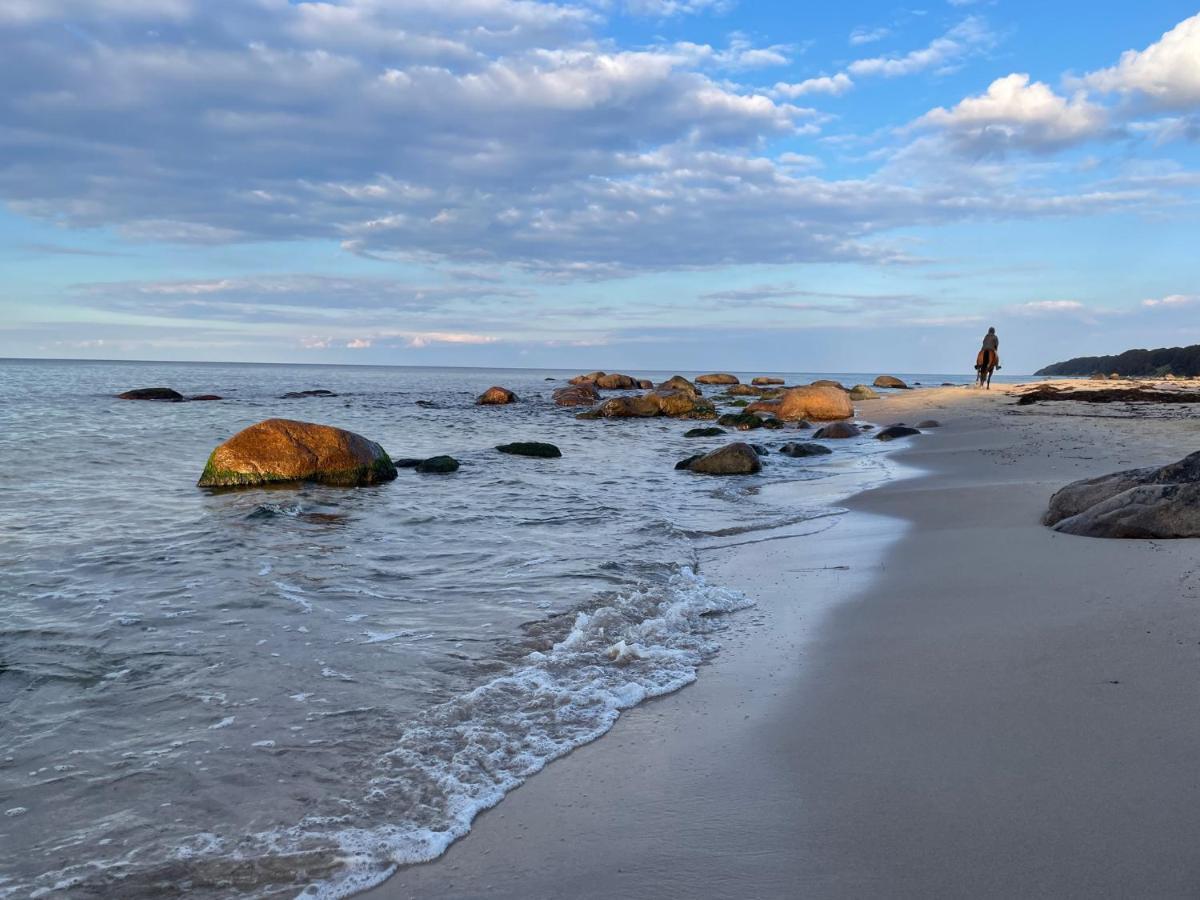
[1035,345,1200,377]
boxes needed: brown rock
[197,419,397,488]
[650,389,716,419]
[553,384,601,407]
[873,375,909,389]
[569,371,607,385]
[477,386,518,405]
[745,385,852,422]
[726,384,765,397]
[656,375,699,397]
[599,395,661,418]
[752,377,785,385]
[594,373,639,390]
[637,379,654,389]
[190,394,224,402]
[696,373,740,385]
[811,380,846,390]
[684,442,762,476]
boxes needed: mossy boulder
[497,442,562,458]
[198,419,397,488]
[118,387,183,401]
[416,456,460,473]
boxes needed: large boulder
[656,375,699,397]
[696,373,740,385]
[594,373,639,390]
[745,385,852,422]
[873,375,909,389]
[198,419,397,488]
[752,377,785,386]
[849,385,880,400]
[553,384,601,407]
[477,386,518,405]
[599,395,661,418]
[118,387,183,401]
[651,390,716,419]
[813,422,860,439]
[569,371,607,385]
[1041,452,1200,538]
[682,442,762,476]
[497,442,562,458]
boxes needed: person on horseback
[976,327,1000,387]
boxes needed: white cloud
[1085,13,1200,109]
[346,338,372,348]
[1013,300,1086,314]
[773,73,853,98]
[849,26,890,46]
[623,0,734,17]
[917,73,1107,152]
[849,16,993,78]
[1142,294,1199,308]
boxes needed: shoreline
[366,384,1200,899]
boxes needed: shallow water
[0,360,987,898]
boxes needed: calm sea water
[0,359,1001,898]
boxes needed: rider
[978,327,1000,371]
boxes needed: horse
[975,348,997,389]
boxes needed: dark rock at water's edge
[1043,451,1200,538]
[190,394,223,401]
[281,389,337,399]
[917,419,941,428]
[392,458,424,468]
[813,422,860,439]
[873,375,909,389]
[1035,344,1200,377]
[679,442,762,476]
[118,387,184,401]
[750,444,769,456]
[416,455,460,474]
[477,386,518,405]
[684,427,726,438]
[675,454,704,470]
[717,412,764,430]
[875,425,921,441]
[780,442,832,457]
[497,442,562,458]
[198,419,397,488]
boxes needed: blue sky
[2,0,1198,374]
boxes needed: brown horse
[975,348,998,389]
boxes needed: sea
[0,359,1027,898]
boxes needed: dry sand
[369,383,1200,899]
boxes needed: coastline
[367,384,1200,899]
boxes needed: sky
[1,0,1199,374]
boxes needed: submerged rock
[682,442,762,476]
[598,395,661,418]
[875,425,921,441]
[416,455,460,474]
[696,373,740,385]
[813,422,860,439]
[745,385,853,422]
[281,389,337,399]
[190,394,224,402]
[118,387,183,401]
[717,412,764,430]
[496,442,562,458]
[873,375,909,389]
[477,386,518,405]
[780,442,832,457]
[392,458,424,468]
[198,419,397,488]
[1043,451,1200,538]
[684,427,726,438]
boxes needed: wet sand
[368,383,1200,899]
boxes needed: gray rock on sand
[813,422,860,439]
[1043,451,1200,538]
[779,442,832,457]
[873,375,909,389]
[679,442,762,476]
[875,425,921,441]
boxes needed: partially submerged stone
[198,419,397,488]
[553,384,601,407]
[813,422,860,439]
[681,442,762,476]
[416,455,460,474]
[281,389,337,399]
[875,425,921,441]
[684,427,726,438]
[497,442,562,458]
[780,442,832,457]
[656,375,699,397]
[873,375,909,389]
[717,412,764,430]
[477,386,518,405]
[696,373,740,385]
[752,376,785,385]
[917,419,941,428]
[118,387,183,401]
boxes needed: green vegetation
[1036,345,1200,377]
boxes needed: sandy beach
[369,383,1200,899]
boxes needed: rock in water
[416,456,460,474]
[496,442,562,458]
[848,385,879,400]
[118,387,184,401]
[594,373,639,390]
[875,425,921,441]
[553,384,601,407]
[656,375,699,397]
[813,422,860,439]
[780,442,832,457]
[683,442,762,476]
[684,427,726,438]
[717,412,764,430]
[696,373,740,385]
[1042,451,1200,538]
[190,394,223,402]
[477,386,518,405]
[873,375,909,389]
[917,419,941,428]
[198,419,397,488]
[281,389,337,399]
[811,379,846,390]
[744,385,852,422]
[752,377,785,385]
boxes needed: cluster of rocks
[568,371,654,390]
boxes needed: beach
[369,383,1200,899]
